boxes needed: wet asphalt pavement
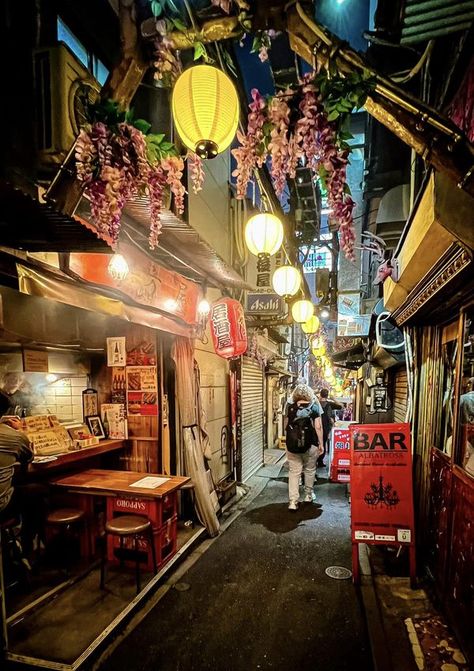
[98,472,373,671]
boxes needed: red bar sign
[350,423,415,546]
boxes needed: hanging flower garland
[75,100,202,249]
[232,68,374,261]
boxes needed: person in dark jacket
[0,391,47,560]
[317,388,342,468]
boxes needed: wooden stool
[180,481,197,529]
[100,515,157,594]
[46,508,85,570]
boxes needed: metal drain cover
[325,566,352,580]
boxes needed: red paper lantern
[209,298,247,359]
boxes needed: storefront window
[457,310,474,476]
[435,336,457,455]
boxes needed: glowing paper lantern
[301,315,321,334]
[272,265,302,298]
[172,65,239,159]
[245,213,284,257]
[291,299,314,323]
[209,298,247,359]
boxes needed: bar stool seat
[47,509,84,525]
[46,508,86,571]
[101,514,157,594]
[105,515,150,536]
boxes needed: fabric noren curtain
[172,337,219,537]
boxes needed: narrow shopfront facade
[384,171,474,664]
[0,241,221,667]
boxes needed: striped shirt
[0,424,32,513]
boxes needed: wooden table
[52,469,191,568]
[52,468,189,499]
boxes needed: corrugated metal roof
[121,195,252,290]
[401,0,474,44]
[0,182,111,253]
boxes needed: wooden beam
[45,0,148,217]
[286,4,474,199]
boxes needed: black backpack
[286,402,317,454]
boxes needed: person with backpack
[317,388,343,468]
[285,383,324,510]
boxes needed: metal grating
[401,0,474,44]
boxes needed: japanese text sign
[350,423,415,546]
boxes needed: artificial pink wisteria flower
[231,88,267,197]
[188,152,205,195]
[76,119,192,248]
[231,73,358,260]
[267,93,292,196]
[162,156,186,215]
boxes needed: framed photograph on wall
[86,415,106,439]
[82,388,98,418]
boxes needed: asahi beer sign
[350,423,415,546]
[246,293,283,315]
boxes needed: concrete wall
[194,289,232,484]
[187,151,232,266]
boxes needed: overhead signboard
[337,314,371,337]
[245,293,284,315]
[337,292,361,316]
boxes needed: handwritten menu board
[23,415,72,455]
[23,349,49,373]
[126,366,158,416]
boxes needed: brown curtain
[172,338,220,537]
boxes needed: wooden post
[45,0,148,216]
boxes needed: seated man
[0,391,47,561]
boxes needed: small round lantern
[301,315,320,335]
[291,299,314,324]
[172,65,240,159]
[245,213,284,257]
[272,265,302,299]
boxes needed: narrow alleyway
[97,472,373,671]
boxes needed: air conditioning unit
[34,44,101,169]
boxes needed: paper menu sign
[129,476,169,489]
[101,403,128,440]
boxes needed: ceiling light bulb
[164,298,178,311]
[108,253,129,281]
[320,308,330,319]
[198,298,211,316]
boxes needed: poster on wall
[126,366,158,416]
[111,367,126,403]
[101,403,128,439]
[107,337,126,367]
[126,339,157,366]
[350,423,415,546]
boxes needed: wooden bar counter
[28,440,127,473]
